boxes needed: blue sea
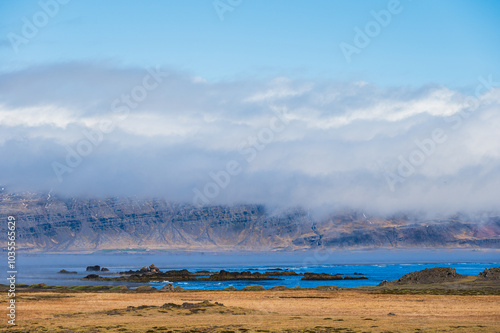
[3,249,499,290]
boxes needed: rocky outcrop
[343,275,368,280]
[58,269,77,274]
[137,264,160,273]
[301,272,367,280]
[86,265,100,272]
[83,274,100,279]
[264,270,299,276]
[83,267,287,282]
[377,266,500,290]
[123,271,196,282]
[301,273,342,280]
[478,267,500,280]
[394,267,466,285]
[204,270,281,281]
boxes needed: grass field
[1,288,499,332]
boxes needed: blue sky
[1,1,500,214]
[1,0,499,89]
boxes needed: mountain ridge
[1,192,499,252]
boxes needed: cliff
[0,192,499,252]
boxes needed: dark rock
[180,301,216,308]
[86,265,101,272]
[58,269,77,274]
[478,267,500,280]
[163,269,193,276]
[149,264,160,273]
[301,273,343,280]
[83,274,100,279]
[388,312,396,316]
[265,270,299,276]
[204,270,281,281]
[181,302,198,309]
[119,269,138,274]
[100,267,110,272]
[353,272,363,275]
[161,302,180,309]
[344,276,368,280]
[394,267,466,285]
[101,268,197,282]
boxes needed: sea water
[2,249,498,290]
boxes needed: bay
[2,249,498,290]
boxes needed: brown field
[1,289,499,333]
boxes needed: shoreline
[3,266,500,295]
[1,265,499,332]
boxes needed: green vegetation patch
[241,285,265,291]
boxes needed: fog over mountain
[1,191,499,252]
[1,63,500,215]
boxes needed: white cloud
[0,63,499,214]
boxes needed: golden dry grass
[0,289,499,332]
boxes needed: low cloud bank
[1,63,499,214]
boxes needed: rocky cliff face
[1,192,499,252]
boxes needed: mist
[1,63,500,215]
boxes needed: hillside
[1,192,499,252]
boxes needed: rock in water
[58,269,77,274]
[207,270,280,281]
[301,273,343,280]
[343,275,368,280]
[83,274,100,279]
[86,265,101,272]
